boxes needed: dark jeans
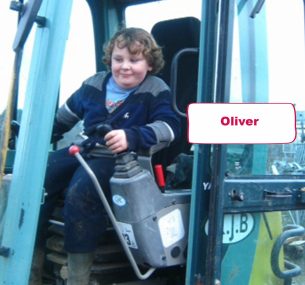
[37,147,115,253]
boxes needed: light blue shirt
[106,76,138,113]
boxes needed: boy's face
[111,44,152,89]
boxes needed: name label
[220,116,259,126]
[188,103,296,144]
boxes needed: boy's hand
[104,130,128,153]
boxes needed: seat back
[151,17,200,167]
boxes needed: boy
[31,27,180,285]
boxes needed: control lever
[68,145,156,280]
[96,123,113,137]
[78,123,113,152]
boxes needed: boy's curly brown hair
[102,27,164,75]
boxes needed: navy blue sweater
[54,72,180,151]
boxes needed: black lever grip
[96,123,113,137]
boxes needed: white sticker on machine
[117,222,138,249]
[158,209,185,248]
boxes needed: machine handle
[271,224,305,280]
[68,145,156,280]
[170,48,198,117]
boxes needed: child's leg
[30,147,81,284]
[63,156,115,282]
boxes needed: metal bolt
[0,246,11,257]
[35,16,46,28]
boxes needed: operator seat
[151,17,200,168]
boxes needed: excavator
[1,0,305,284]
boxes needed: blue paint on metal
[185,0,219,283]
[220,1,270,283]
[221,214,261,285]
[186,0,270,284]
[0,1,73,284]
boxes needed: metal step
[47,234,127,263]
[46,251,131,271]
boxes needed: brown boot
[67,252,94,285]
[29,247,45,285]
